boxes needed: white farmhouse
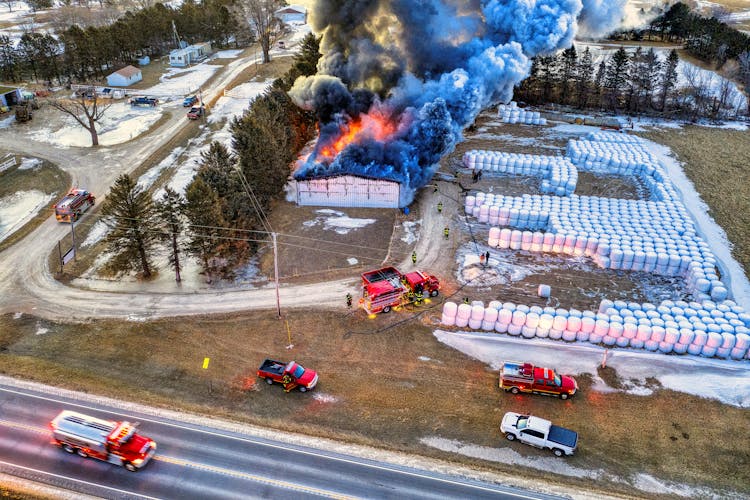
[169,42,212,67]
[106,65,143,87]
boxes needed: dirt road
[0,45,455,322]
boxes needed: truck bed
[548,425,578,449]
[258,359,286,376]
[362,267,401,284]
[501,362,531,380]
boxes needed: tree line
[515,44,746,121]
[98,34,320,282]
[0,0,242,84]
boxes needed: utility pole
[70,218,77,262]
[272,232,281,318]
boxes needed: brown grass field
[1,309,749,497]
[640,126,750,279]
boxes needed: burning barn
[288,1,627,208]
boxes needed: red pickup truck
[257,359,318,392]
[499,361,578,399]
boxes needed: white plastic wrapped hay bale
[673,343,689,354]
[658,342,673,353]
[678,329,695,345]
[566,316,582,333]
[468,317,483,330]
[664,327,680,344]
[706,331,723,348]
[537,284,551,298]
[443,301,458,318]
[700,345,717,357]
[521,325,536,338]
[602,335,616,346]
[616,337,630,348]
[552,315,568,331]
[575,330,589,342]
[455,314,469,328]
[687,343,703,355]
[547,329,562,340]
[441,313,456,326]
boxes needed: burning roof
[290,0,626,205]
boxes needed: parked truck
[499,361,578,399]
[130,96,158,107]
[54,188,95,223]
[49,410,157,471]
[360,266,440,314]
[186,106,204,120]
[257,359,318,392]
[500,412,578,457]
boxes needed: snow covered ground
[302,209,376,235]
[435,329,750,406]
[0,190,55,243]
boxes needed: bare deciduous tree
[235,0,284,64]
[47,88,112,146]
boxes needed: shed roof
[112,65,141,78]
[276,5,306,14]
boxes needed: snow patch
[400,220,421,244]
[0,190,55,243]
[35,327,48,335]
[18,157,42,170]
[434,330,750,407]
[303,209,375,235]
[421,436,603,479]
[418,356,432,362]
[347,257,358,266]
[13,312,22,319]
[81,221,109,248]
[213,49,244,59]
[312,392,338,403]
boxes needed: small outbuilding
[275,5,307,24]
[106,65,143,87]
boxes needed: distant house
[169,42,213,67]
[106,65,143,87]
[0,86,22,108]
[275,5,307,24]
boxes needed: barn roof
[112,65,141,78]
[275,5,306,14]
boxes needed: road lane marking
[155,455,356,499]
[0,459,161,500]
[0,385,547,499]
[0,419,49,435]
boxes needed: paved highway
[0,383,563,500]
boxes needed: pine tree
[575,47,594,109]
[659,49,679,111]
[184,177,229,283]
[603,47,630,110]
[594,59,607,108]
[559,46,578,106]
[100,174,159,278]
[196,141,240,223]
[155,187,185,283]
[641,48,660,111]
[625,47,643,112]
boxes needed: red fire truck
[360,266,440,314]
[49,410,156,471]
[54,188,95,222]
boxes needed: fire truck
[49,410,156,471]
[54,188,95,223]
[360,266,440,314]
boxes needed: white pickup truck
[500,412,578,457]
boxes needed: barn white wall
[292,176,401,208]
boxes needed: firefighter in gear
[346,292,352,308]
[437,201,443,213]
[412,251,417,264]
[282,374,294,392]
[415,291,424,306]
[463,297,470,305]
[444,226,449,239]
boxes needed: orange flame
[316,111,398,162]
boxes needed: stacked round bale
[440,298,750,360]
[585,131,643,144]
[567,139,660,175]
[498,102,546,125]
[469,188,725,300]
[463,150,578,196]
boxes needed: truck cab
[402,270,440,297]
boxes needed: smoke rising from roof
[290,0,625,206]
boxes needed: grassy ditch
[639,126,750,279]
[0,156,70,253]
[1,310,748,496]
